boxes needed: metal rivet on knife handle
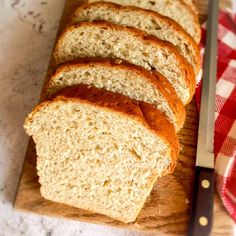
[199,216,208,226]
[201,179,210,189]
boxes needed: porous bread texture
[87,0,201,43]
[71,2,201,75]
[54,21,195,105]
[44,58,186,131]
[24,84,179,223]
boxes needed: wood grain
[14,0,234,235]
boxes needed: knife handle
[188,167,215,236]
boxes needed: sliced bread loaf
[87,0,201,43]
[24,84,179,223]
[71,2,201,75]
[43,58,186,131]
[54,21,195,104]
[182,0,198,14]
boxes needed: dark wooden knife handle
[188,167,215,236]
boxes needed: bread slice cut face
[54,21,195,104]
[87,0,201,43]
[44,59,186,131]
[24,84,179,223]
[71,2,201,75]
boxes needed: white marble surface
[0,0,154,235]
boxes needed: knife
[188,0,218,235]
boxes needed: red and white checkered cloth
[196,11,236,222]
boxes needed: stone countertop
[0,0,149,235]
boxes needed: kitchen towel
[196,11,236,222]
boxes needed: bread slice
[44,58,186,131]
[87,0,201,43]
[54,21,195,104]
[182,0,198,14]
[70,2,201,75]
[24,84,179,223]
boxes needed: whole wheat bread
[88,0,201,43]
[54,21,195,104]
[71,2,201,75]
[44,58,186,131]
[24,84,179,223]
[182,0,197,14]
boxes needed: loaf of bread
[182,0,197,14]
[23,0,201,223]
[44,58,186,131]
[24,84,179,223]
[88,0,201,43]
[70,2,200,75]
[54,21,195,105]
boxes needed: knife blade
[188,0,218,235]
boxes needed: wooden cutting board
[14,0,234,235]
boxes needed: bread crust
[54,21,196,104]
[182,0,198,15]
[44,58,186,131]
[71,1,201,74]
[87,0,201,43]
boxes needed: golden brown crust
[151,71,186,129]
[53,84,143,117]
[54,21,196,105]
[71,1,201,74]
[51,84,179,173]
[179,54,196,104]
[182,0,198,15]
[139,103,179,173]
[178,1,200,42]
